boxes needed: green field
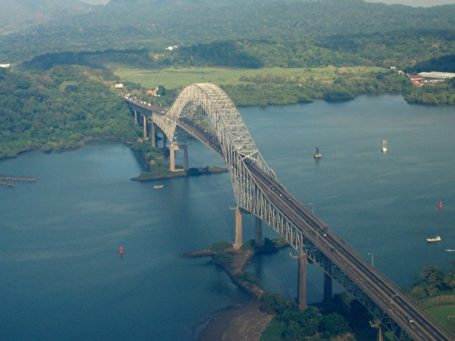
[111,65,386,90]
[427,304,455,335]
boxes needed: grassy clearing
[111,65,385,89]
[427,304,455,335]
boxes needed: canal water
[1,95,454,340]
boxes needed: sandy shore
[197,301,273,341]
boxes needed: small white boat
[445,249,455,252]
[426,235,442,243]
[381,139,388,153]
[153,184,164,189]
[313,147,322,160]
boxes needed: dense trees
[219,71,410,106]
[163,41,263,69]
[404,79,455,105]
[1,0,455,63]
[0,66,135,158]
[407,54,455,74]
[410,261,455,299]
[259,293,362,340]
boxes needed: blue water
[1,95,454,340]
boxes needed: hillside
[0,0,93,36]
[1,0,455,62]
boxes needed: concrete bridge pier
[133,110,138,126]
[170,143,177,172]
[150,120,156,147]
[233,207,243,250]
[298,252,308,310]
[254,216,263,247]
[377,326,384,341]
[142,115,148,139]
[370,320,384,341]
[169,144,189,172]
[323,272,333,306]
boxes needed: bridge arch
[153,83,275,178]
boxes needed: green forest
[2,0,455,62]
[0,66,135,158]
[408,262,455,335]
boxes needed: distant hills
[1,0,455,62]
[0,0,93,35]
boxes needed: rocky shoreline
[183,239,289,340]
[196,301,273,341]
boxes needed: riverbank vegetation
[404,78,455,105]
[0,66,136,159]
[409,261,455,299]
[409,260,455,336]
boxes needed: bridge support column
[233,207,243,250]
[323,273,333,306]
[298,253,307,310]
[133,110,138,126]
[254,216,263,247]
[142,115,148,139]
[150,120,156,148]
[170,143,177,172]
[370,321,384,341]
[169,144,188,172]
[377,326,384,341]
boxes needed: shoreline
[0,135,129,161]
[184,240,288,340]
[196,301,273,341]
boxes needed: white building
[165,45,179,51]
[418,72,455,80]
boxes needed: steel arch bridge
[126,83,451,341]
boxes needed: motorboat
[153,184,164,189]
[313,147,322,160]
[426,235,442,243]
[381,139,388,153]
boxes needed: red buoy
[438,200,443,210]
[119,245,125,256]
